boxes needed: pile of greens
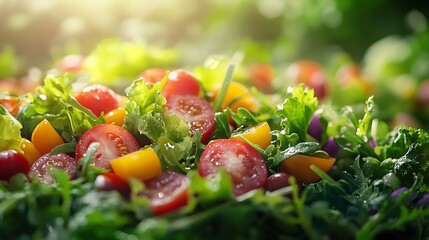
[1,71,429,240]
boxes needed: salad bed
[1,40,429,239]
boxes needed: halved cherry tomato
[210,81,259,112]
[110,148,162,181]
[75,84,120,117]
[95,172,131,196]
[29,153,78,184]
[75,124,140,170]
[31,119,64,155]
[20,138,41,166]
[198,139,268,196]
[286,60,328,100]
[231,121,271,150]
[249,63,275,93]
[138,171,189,215]
[279,154,336,184]
[137,68,167,83]
[104,107,125,126]
[0,150,30,181]
[166,94,215,143]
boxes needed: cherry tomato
[264,172,291,192]
[231,121,272,150]
[75,124,140,170]
[166,95,215,143]
[75,84,120,117]
[95,172,131,196]
[249,63,275,93]
[0,96,22,116]
[210,81,259,112]
[286,60,328,100]
[31,119,64,155]
[29,153,77,184]
[163,69,201,97]
[198,139,268,196]
[0,150,30,181]
[138,171,189,215]
[104,107,125,126]
[280,154,336,184]
[137,68,167,83]
[111,148,162,181]
[20,138,41,166]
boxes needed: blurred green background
[0,0,428,73]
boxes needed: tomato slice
[75,124,140,170]
[29,153,77,184]
[75,84,120,117]
[138,171,189,215]
[0,150,30,181]
[166,94,215,143]
[198,139,268,196]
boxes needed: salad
[1,40,429,240]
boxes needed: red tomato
[138,171,189,215]
[95,172,131,196]
[166,95,215,143]
[198,139,268,196]
[163,69,201,97]
[137,68,167,83]
[0,150,30,181]
[286,60,328,100]
[75,124,140,170]
[75,84,120,117]
[249,63,275,93]
[264,172,291,192]
[57,54,84,73]
[29,153,77,184]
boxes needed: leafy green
[0,105,22,152]
[274,84,318,142]
[17,75,104,140]
[123,79,193,172]
[83,39,178,85]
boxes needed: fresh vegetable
[31,119,64,155]
[165,94,215,143]
[198,139,268,196]
[110,147,162,181]
[19,138,41,165]
[103,107,125,126]
[0,150,30,181]
[138,171,189,215]
[75,84,121,117]
[75,124,140,170]
[29,152,78,184]
[210,81,259,112]
[94,172,131,196]
[231,121,272,150]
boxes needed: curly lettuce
[0,105,22,152]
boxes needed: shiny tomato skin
[163,69,201,97]
[138,68,167,84]
[75,84,120,117]
[29,153,77,184]
[95,172,131,196]
[75,124,140,170]
[138,171,190,215]
[198,139,268,196]
[166,94,215,143]
[0,150,30,181]
[264,172,291,192]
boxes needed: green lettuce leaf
[274,84,318,142]
[0,105,22,152]
[123,79,193,172]
[17,75,104,140]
